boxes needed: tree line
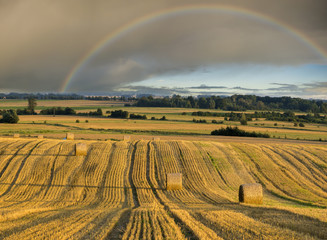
[0,93,84,100]
[136,95,327,113]
[211,126,270,138]
[190,110,327,124]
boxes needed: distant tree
[130,113,147,119]
[321,103,327,113]
[96,108,103,116]
[65,107,76,115]
[240,113,247,125]
[27,97,37,114]
[256,101,265,110]
[211,126,269,138]
[0,110,19,123]
[88,108,103,116]
[198,97,208,109]
[110,110,129,118]
[299,123,305,127]
[185,100,192,108]
[208,99,216,109]
[40,107,76,115]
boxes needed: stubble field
[0,137,326,239]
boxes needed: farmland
[1,112,327,142]
[0,99,327,239]
[1,98,327,141]
[0,137,326,239]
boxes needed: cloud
[232,86,260,91]
[266,83,300,91]
[262,82,327,99]
[122,81,327,99]
[0,0,326,93]
[117,85,191,96]
[188,84,227,89]
[302,82,327,94]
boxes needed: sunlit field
[0,105,326,142]
[0,138,326,239]
[0,100,327,239]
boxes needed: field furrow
[0,138,326,239]
[262,145,327,203]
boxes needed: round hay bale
[153,137,160,141]
[123,135,131,141]
[66,133,74,140]
[38,135,43,139]
[239,183,263,205]
[75,143,87,156]
[166,173,182,190]
[13,134,20,138]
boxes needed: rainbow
[60,4,327,92]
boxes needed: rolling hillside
[0,138,326,239]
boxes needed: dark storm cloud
[0,0,326,93]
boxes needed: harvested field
[2,114,326,142]
[0,138,326,239]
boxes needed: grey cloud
[119,85,237,96]
[188,84,227,89]
[267,83,300,91]
[301,82,327,94]
[302,82,327,88]
[232,86,260,91]
[261,82,327,99]
[113,81,327,99]
[118,85,191,95]
[0,0,326,93]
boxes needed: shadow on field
[0,153,73,157]
[190,203,327,239]
[0,182,164,190]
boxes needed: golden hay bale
[38,135,43,139]
[166,173,182,190]
[123,135,131,141]
[75,143,87,156]
[66,133,74,140]
[153,137,160,141]
[13,134,20,138]
[239,183,263,205]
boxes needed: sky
[0,0,327,98]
